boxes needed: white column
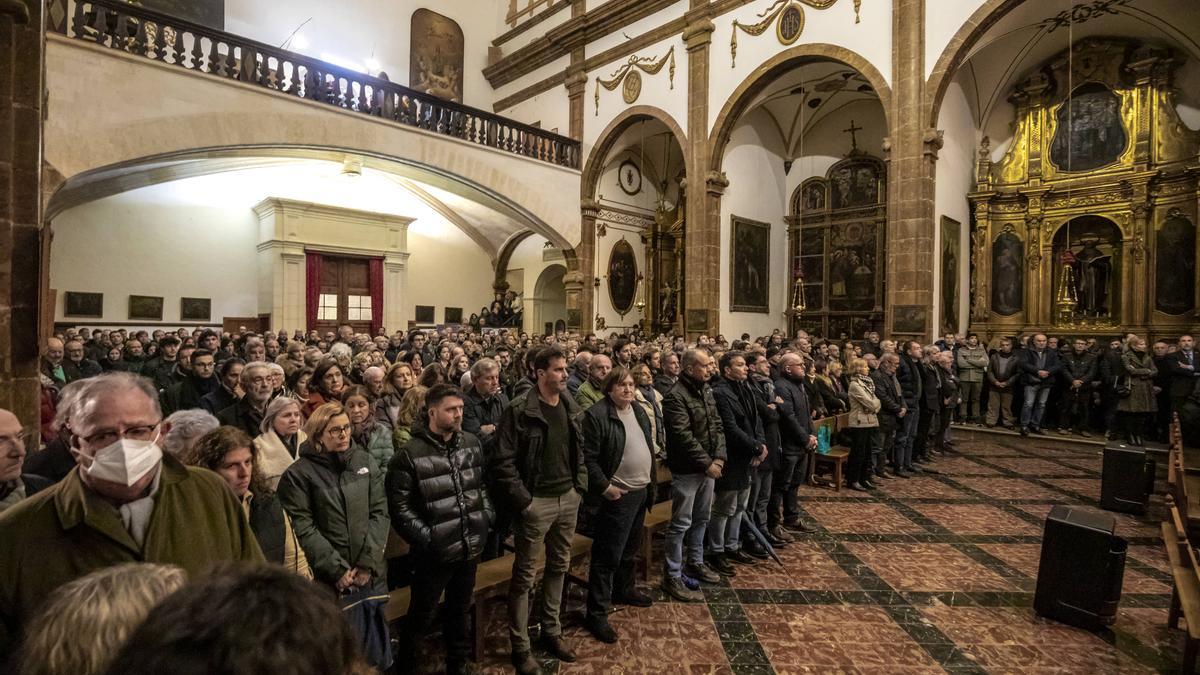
[384,254,409,334]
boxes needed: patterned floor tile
[981,457,1096,478]
[912,503,1042,536]
[804,502,927,535]
[951,476,1077,502]
[844,543,1021,592]
[874,476,975,499]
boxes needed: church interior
[3,0,1200,672]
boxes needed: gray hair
[260,395,302,435]
[470,357,499,380]
[329,343,353,361]
[162,409,219,456]
[52,379,88,433]
[681,349,708,370]
[68,372,161,434]
[240,361,272,386]
[265,362,285,377]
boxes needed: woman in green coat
[343,385,397,468]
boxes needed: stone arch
[709,43,894,173]
[531,263,569,335]
[924,0,1029,128]
[581,105,688,201]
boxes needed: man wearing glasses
[0,371,264,655]
[216,361,275,437]
[0,408,51,514]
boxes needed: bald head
[0,408,23,482]
[45,338,64,365]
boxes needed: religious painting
[180,297,211,322]
[129,295,163,321]
[1054,216,1120,320]
[800,179,826,213]
[829,158,882,209]
[136,0,224,30]
[730,216,771,313]
[892,306,927,334]
[410,9,464,103]
[415,305,435,324]
[64,291,103,318]
[444,307,464,324]
[686,309,708,333]
[941,217,960,333]
[827,222,876,312]
[1156,210,1196,316]
[991,230,1024,317]
[1049,84,1127,172]
[607,238,638,315]
[567,308,581,330]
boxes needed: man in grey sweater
[955,333,989,424]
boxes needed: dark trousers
[873,423,894,475]
[914,407,937,461]
[769,452,805,527]
[1061,385,1091,432]
[483,511,511,560]
[587,488,647,622]
[848,427,874,485]
[748,463,773,529]
[399,556,479,670]
[933,406,953,451]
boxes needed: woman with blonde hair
[392,385,428,447]
[1118,334,1158,446]
[374,362,414,430]
[846,358,881,492]
[19,562,186,675]
[254,396,308,490]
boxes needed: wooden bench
[811,447,850,492]
[384,533,593,659]
[1163,500,1200,674]
[640,500,674,581]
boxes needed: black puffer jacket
[663,374,727,475]
[581,397,657,506]
[386,423,494,563]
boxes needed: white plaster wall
[718,111,790,337]
[708,1,891,133]
[493,55,573,104]
[585,2,685,57]
[507,233,570,334]
[497,5,575,53]
[924,0,989,80]
[584,34,688,151]
[405,226,496,326]
[498,84,571,135]
[50,192,259,325]
[935,79,978,335]
[224,1,497,108]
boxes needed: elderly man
[566,351,593,398]
[655,351,681,395]
[0,372,263,654]
[575,354,612,411]
[363,366,387,400]
[40,337,69,387]
[217,362,274,438]
[1,409,52,513]
[64,340,102,380]
[462,358,508,451]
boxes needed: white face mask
[82,434,162,487]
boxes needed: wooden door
[315,256,373,334]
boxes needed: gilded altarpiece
[969,38,1200,340]
[788,154,887,338]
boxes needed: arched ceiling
[596,118,686,209]
[953,0,1200,131]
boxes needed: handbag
[339,585,393,670]
[1112,375,1132,398]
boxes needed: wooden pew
[1163,494,1200,674]
[809,413,851,491]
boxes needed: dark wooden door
[315,256,373,334]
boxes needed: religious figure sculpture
[1073,238,1112,317]
[659,281,677,325]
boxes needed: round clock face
[618,160,642,195]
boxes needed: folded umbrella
[739,512,783,567]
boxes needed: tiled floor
[455,430,1185,673]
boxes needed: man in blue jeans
[661,349,726,602]
[894,341,924,476]
[1019,333,1061,435]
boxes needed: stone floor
[455,431,1185,673]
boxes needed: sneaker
[876,471,895,480]
[684,562,723,584]
[614,588,653,607]
[727,549,758,565]
[705,554,737,577]
[1057,428,1071,436]
[584,617,619,644]
[768,525,794,543]
[667,569,700,595]
[1080,430,1092,438]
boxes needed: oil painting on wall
[410,9,464,103]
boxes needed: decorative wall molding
[597,206,656,229]
[594,46,676,116]
[730,0,861,67]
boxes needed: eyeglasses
[80,423,160,447]
[326,424,352,438]
[0,428,34,450]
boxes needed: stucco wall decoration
[730,0,862,67]
[594,47,676,115]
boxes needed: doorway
[315,255,374,334]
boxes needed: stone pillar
[565,67,587,142]
[887,0,937,339]
[0,0,44,428]
[570,198,599,332]
[683,6,717,338]
[383,254,409,334]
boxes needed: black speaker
[1034,505,1126,630]
[1101,442,1155,514]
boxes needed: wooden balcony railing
[48,0,581,169]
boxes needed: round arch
[531,263,569,335]
[709,43,894,173]
[581,105,688,201]
[924,0,1029,128]
[43,144,577,253]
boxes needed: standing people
[490,347,587,674]
[661,349,727,602]
[846,358,880,491]
[1018,333,1061,436]
[895,341,924,474]
[773,353,819,536]
[1167,335,1200,423]
[254,396,307,490]
[871,354,906,478]
[746,352,784,552]
[986,339,1018,428]
[708,352,766,573]
[1117,335,1158,446]
[386,384,492,675]
[1059,338,1098,437]
[462,357,509,454]
[955,334,987,424]
[580,367,656,644]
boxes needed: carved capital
[564,66,588,96]
[683,19,715,51]
[581,198,601,218]
[922,128,945,160]
[1131,201,1152,221]
[705,171,730,196]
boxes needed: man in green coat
[0,372,263,656]
[574,353,611,413]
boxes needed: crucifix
[842,119,862,153]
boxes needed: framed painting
[180,297,211,322]
[64,291,104,318]
[129,295,164,321]
[941,217,960,333]
[607,238,638,315]
[730,216,770,313]
[991,229,1024,317]
[892,305,927,334]
[415,305,435,324]
[444,307,464,324]
[410,9,465,103]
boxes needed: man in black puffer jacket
[386,383,493,675]
[709,352,766,574]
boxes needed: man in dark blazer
[1166,335,1200,422]
[1017,333,1061,435]
[772,353,817,539]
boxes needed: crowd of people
[4,321,1200,674]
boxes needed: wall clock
[618,159,642,195]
